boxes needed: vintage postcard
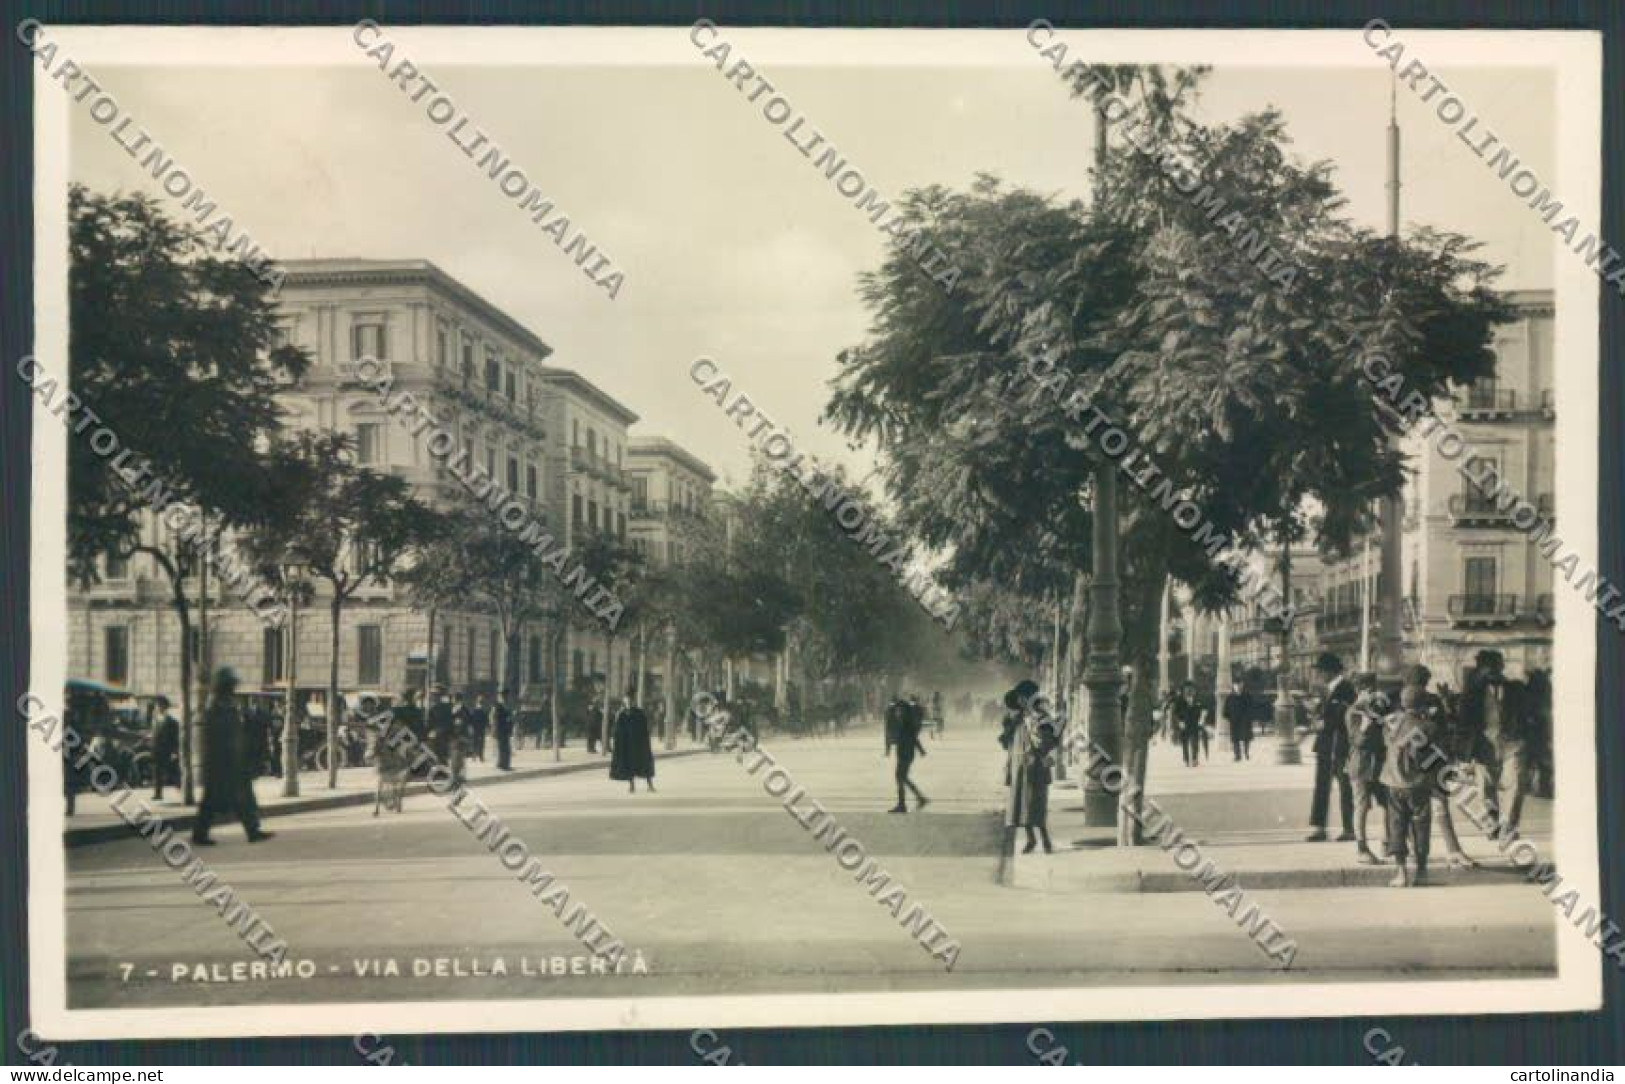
[22,22,1606,1041]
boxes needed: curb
[65,747,706,848]
[1005,852,1554,893]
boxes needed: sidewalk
[64,740,705,847]
[1005,737,1554,892]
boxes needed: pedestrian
[1462,649,1530,840]
[885,692,929,813]
[150,695,180,800]
[1406,664,1479,870]
[1381,684,1438,887]
[452,692,476,762]
[493,689,515,771]
[191,669,271,845]
[427,684,458,778]
[1171,682,1204,767]
[467,693,489,764]
[1306,652,1356,843]
[1346,674,1390,865]
[609,693,656,792]
[930,690,945,740]
[1222,680,1253,761]
[1011,707,1060,854]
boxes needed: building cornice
[540,370,640,427]
[280,259,554,363]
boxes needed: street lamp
[279,560,305,798]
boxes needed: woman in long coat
[610,697,656,792]
[1007,699,1058,853]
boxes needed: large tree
[68,185,308,802]
[827,93,1511,841]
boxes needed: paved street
[65,721,1555,1007]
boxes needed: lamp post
[280,562,305,798]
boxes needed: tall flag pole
[1376,73,1408,682]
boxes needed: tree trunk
[600,631,615,753]
[197,543,211,751]
[550,625,564,763]
[173,594,196,806]
[634,624,648,706]
[1119,570,1170,846]
[328,593,342,789]
[423,606,437,704]
[663,625,678,749]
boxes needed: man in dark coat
[467,693,489,763]
[493,689,515,771]
[1222,680,1253,761]
[1306,652,1356,843]
[427,685,455,763]
[885,693,929,813]
[1170,682,1205,767]
[150,695,180,800]
[609,695,655,792]
[1462,649,1530,838]
[192,669,270,845]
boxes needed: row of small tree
[66,185,956,804]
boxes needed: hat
[1014,679,1040,698]
[1475,649,1504,668]
[1003,689,1022,710]
[1312,652,1344,675]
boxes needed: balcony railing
[1458,386,1517,418]
[1447,492,1514,525]
[334,358,392,385]
[1447,594,1518,624]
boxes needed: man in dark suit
[885,694,928,813]
[493,689,515,771]
[150,696,180,800]
[467,693,489,763]
[1462,649,1529,839]
[192,669,270,845]
[1306,652,1356,842]
[1222,680,1253,761]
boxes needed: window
[485,350,501,392]
[507,456,520,493]
[631,476,647,510]
[505,371,516,402]
[572,419,580,447]
[270,322,292,349]
[526,464,539,500]
[104,626,129,685]
[355,423,383,465]
[572,493,583,528]
[529,635,544,683]
[358,625,382,686]
[486,448,497,481]
[436,325,451,368]
[351,318,388,361]
[264,626,285,685]
[617,512,626,539]
[588,500,600,532]
[1464,557,1497,607]
[467,627,478,683]
[588,429,598,459]
[464,437,475,468]
[104,550,129,581]
[461,336,475,383]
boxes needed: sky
[65,36,1559,490]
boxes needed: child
[1381,685,1438,887]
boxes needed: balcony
[1541,388,1555,419]
[1457,385,1518,420]
[1536,593,1555,626]
[1448,492,1514,526]
[334,358,392,386]
[1447,594,1519,626]
[569,446,590,473]
[1317,604,1378,634]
